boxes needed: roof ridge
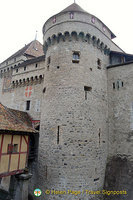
[60,3,87,14]
[0,40,36,65]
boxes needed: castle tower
[39,3,122,199]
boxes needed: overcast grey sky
[0,0,133,63]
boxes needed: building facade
[0,3,133,200]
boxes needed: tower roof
[0,40,44,65]
[60,3,87,13]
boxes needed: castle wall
[0,60,45,120]
[106,64,133,199]
[0,55,27,70]
[39,21,110,199]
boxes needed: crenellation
[44,31,111,56]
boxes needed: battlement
[12,74,44,88]
[43,31,110,55]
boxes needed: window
[53,16,56,23]
[35,100,40,112]
[84,86,92,100]
[8,144,13,153]
[47,56,51,65]
[6,61,8,65]
[7,144,18,153]
[14,58,16,62]
[72,52,80,63]
[113,83,115,89]
[91,16,95,24]
[70,12,74,19]
[35,63,38,68]
[57,126,60,144]
[117,81,119,89]
[26,100,30,111]
[113,81,124,90]
[16,68,18,73]
[43,87,46,93]
[97,58,101,69]
[24,66,26,71]
[121,56,125,63]
[13,144,18,153]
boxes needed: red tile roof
[0,103,36,133]
[0,40,44,65]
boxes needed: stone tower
[39,3,123,200]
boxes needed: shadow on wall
[104,155,133,200]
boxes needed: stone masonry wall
[106,64,133,200]
[39,17,110,199]
[0,60,45,120]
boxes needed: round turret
[39,3,113,200]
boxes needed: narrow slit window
[57,126,60,144]
[24,66,26,71]
[85,91,87,100]
[113,82,115,89]
[97,58,101,69]
[35,63,38,68]
[99,128,101,145]
[47,57,51,65]
[43,87,46,93]
[26,100,30,111]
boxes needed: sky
[0,0,133,63]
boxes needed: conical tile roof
[60,3,87,13]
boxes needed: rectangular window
[35,100,40,112]
[26,100,30,111]
[16,68,18,73]
[8,144,18,153]
[24,66,26,71]
[72,51,80,63]
[70,12,74,19]
[7,144,13,154]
